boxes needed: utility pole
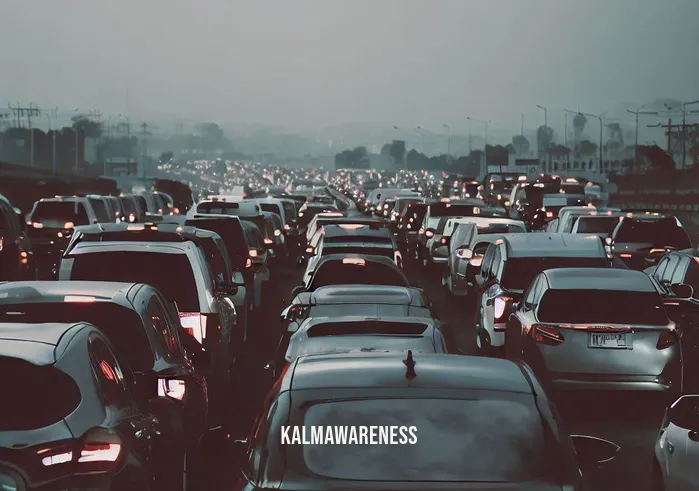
[536,105,548,172]
[466,117,490,178]
[140,122,151,178]
[627,107,658,173]
[45,108,59,175]
[682,101,699,170]
[9,102,41,166]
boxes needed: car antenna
[403,350,416,380]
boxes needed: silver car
[654,394,699,490]
[506,267,682,395]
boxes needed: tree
[573,113,587,144]
[575,139,598,157]
[389,140,406,168]
[536,125,554,158]
[196,122,230,156]
[159,151,174,162]
[71,116,102,138]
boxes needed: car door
[482,247,504,330]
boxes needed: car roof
[289,352,533,393]
[543,267,656,292]
[503,233,604,258]
[302,285,425,305]
[322,225,392,239]
[0,322,88,365]
[0,281,135,303]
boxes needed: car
[530,194,587,230]
[0,193,36,281]
[363,187,405,215]
[397,201,432,254]
[65,221,250,342]
[473,233,610,356]
[185,214,257,314]
[0,321,185,491]
[118,194,144,223]
[301,225,402,283]
[653,394,699,490]
[546,206,598,233]
[261,210,287,259]
[305,215,384,245]
[291,254,410,298]
[250,197,299,246]
[57,240,238,430]
[84,195,114,224]
[297,203,342,237]
[608,214,692,270]
[505,267,681,398]
[445,222,524,297]
[241,220,271,304]
[279,315,458,370]
[218,352,619,491]
[26,197,99,279]
[388,196,425,231]
[188,198,261,218]
[0,280,210,489]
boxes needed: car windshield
[537,290,668,325]
[31,201,90,227]
[615,219,691,248]
[186,218,248,270]
[574,216,620,234]
[69,251,200,311]
[501,257,608,291]
[310,261,407,290]
[298,396,546,482]
[0,356,81,431]
[0,303,155,371]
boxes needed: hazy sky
[1,0,698,133]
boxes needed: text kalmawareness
[281,426,418,445]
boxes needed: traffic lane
[403,261,660,491]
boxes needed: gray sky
[1,0,698,133]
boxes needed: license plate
[588,333,630,349]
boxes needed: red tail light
[657,322,681,350]
[440,237,448,245]
[39,428,122,473]
[179,313,207,343]
[395,251,403,268]
[619,253,632,258]
[493,296,513,323]
[469,256,482,267]
[533,324,564,345]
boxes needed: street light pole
[536,105,548,172]
[682,100,699,169]
[627,106,659,173]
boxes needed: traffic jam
[2,165,699,491]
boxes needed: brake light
[657,322,681,350]
[38,446,73,467]
[78,443,121,463]
[274,229,281,236]
[493,296,513,322]
[425,230,434,238]
[245,258,252,268]
[64,222,74,229]
[395,251,403,268]
[619,253,633,258]
[306,246,314,253]
[457,248,472,259]
[533,324,564,345]
[19,251,28,265]
[342,258,365,265]
[546,211,554,218]
[469,256,482,267]
[158,378,186,401]
[179,313,207,343]
[31,222,44,228]
[284,223,291,230]
[249,249,258,257]
[264,238,274,245]
[418,227,425,235]
[440,237,448,245]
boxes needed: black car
[0,193,36,281]
[0,280,210,489]
[214,352,619,491]
[0,322,184,491]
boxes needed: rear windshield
[561,184,586,195]
[308,305,431,318]
[0,303,154,371]
[31,201,90,227]
[0,357,81,431]
[538,289,668,325]
[501,257,608,291]
[307,320,426,337]
[186,218,248,270]
[429,204,481,217]
[299,397,546,482]
[281,202,297,221]
[614,219,691,248]
[543,196,584,207]
[133,195,148,214]
[310,262,407,290]
[120,197,137,215]
[69,251,200,311]
[574,216,620,234]
[323,246,394,259]
[240,216,270,237]
[260,203,281,216]
[196,202,243,215]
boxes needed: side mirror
[192,350,211,373]
[667,395,699,430]
[670,283,693,299]
[571,435,619,471]
[291,285,305,299]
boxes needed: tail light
[546,211,554,218]
[533,324,564,345]
[249,249,258,258]
[619,253,632,258]
[245,258,252,268]
[19,251,28,265]
[31,222,44,228]
[493,296,513,323]
[306,246,315,254]
[440,237,448,245]
[395,251,403,268]
[179,313,207,343]
[40,428,122,472]
[284,223,291,230]
[264,238,274,245]
[469,256,482,267]
[425,230,434,238]
[657,322,681,350]
[158,378,186,401]
[456,248,473,259]
[274,229,282,236]
[38,444,73,467]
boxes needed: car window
[671,257,690,285]
[472,242,491,255]
[88,198,110,223]
[0,356,81,431]
[298,396,546,482]
[500,257,608,291]
[88,334,132,408]
[491,248,503,281]
[479,244,496,280]
[661,255,681,283]
[310,261,408,290]
[684,260,699,295]
[31,201,90,227]
[654,257,671,280]
[523,276,540,306]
